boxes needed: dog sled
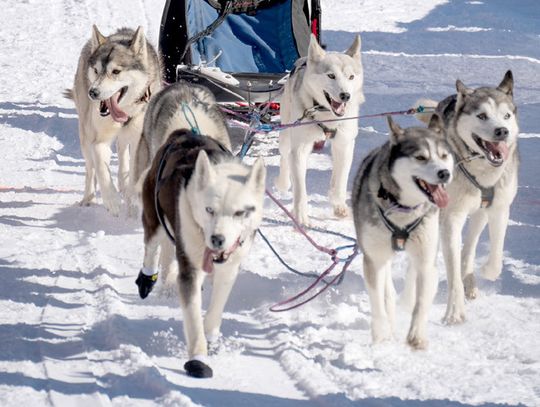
[159,0,322,121]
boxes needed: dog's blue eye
[504,113,511,120]
[327,73,336,79]
[205,207,214,215]
[477,113,488,121]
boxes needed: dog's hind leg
[481,206,510,281]
[462,210,487,299]
[330,135,355,218]
[440,211,468,324]
[92,142,121,216]
[363,254,393,343]
[274,129,292,192]
[79,137,97,206]
[204,261,240,342]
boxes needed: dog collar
[377,184,422,213]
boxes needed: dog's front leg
[179,268,212,377]
[274,129,292,192]
[440,210,468,324]
[461,210,487,299]
[79,138,97,206]
[204,261,240,342]
[92,142,120,216]
[363,254,393,343]
[482,205,510,281]
[406,220,439,349]
[116,132,131,196]
[330,134,355,218]
[290,143,312,225]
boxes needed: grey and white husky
[416,71,519,324]
[352,115,454,349]
[134,83,265,378]
[274,34,364,225]
[66,25,161,216]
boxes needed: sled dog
[136,128,265,378]
[352,115,454,349]
[274,34,364,225]
[416,71,519,324]
[66,25,161,216]
[133,81,231,187]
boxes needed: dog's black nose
[437,169,450,182]
[494,127,509,140]
[339,92,351,102]
[88,88,100,99]
[211,234,225,250]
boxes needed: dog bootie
[184,359,213,378]
[135,270,158,299]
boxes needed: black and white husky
[417,71,519,324]
[134,82,266,378]
[352,115,454,349]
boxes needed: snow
[0,0,539,406]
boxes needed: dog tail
[63,88,74,100]
[413,98,438,124]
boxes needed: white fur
[275,35,364,224]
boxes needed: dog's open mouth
[323,91,346,117]
[472,133,508,167]
[202,238,241,273]
[413,177,449,208]
[99,86,129,123]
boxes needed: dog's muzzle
[202,237,242,273]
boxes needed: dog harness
[376,205,425,251]
[377,184,423,213]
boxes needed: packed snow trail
[0,0,539,406]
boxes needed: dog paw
[463,274,478,300]
[333,204,349,218]
[135,270,158,299]
[371,321,393,344]
[442,307,466,325]
[407,334,428,350]
[273,175,290,193]
[184,359,213,378]
[102,195,121,217]
[481,261,502,281]
[79,194,96,207]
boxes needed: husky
[274,34,364,225]
[416,71,519,324]
[352,115,454,349]
[135,126,265,377]
[133,81,231,188]
[66,25,161,216]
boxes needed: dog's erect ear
[247,157,266,194]
[130,26,148,59]
[428,113,445,135]
[497,70,514,97]
[194,150,215,190]
[387,116,405,143]
[345,35,362,59]
[308,34,325,63]
[91,25,106,52]
[456,79,473,96]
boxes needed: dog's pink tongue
[202,248,215,273]
[428,184,449,208]
[486,141,509,160]
[105,91,128,123]
[331,100,346,116]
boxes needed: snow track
[1,0,539,406]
